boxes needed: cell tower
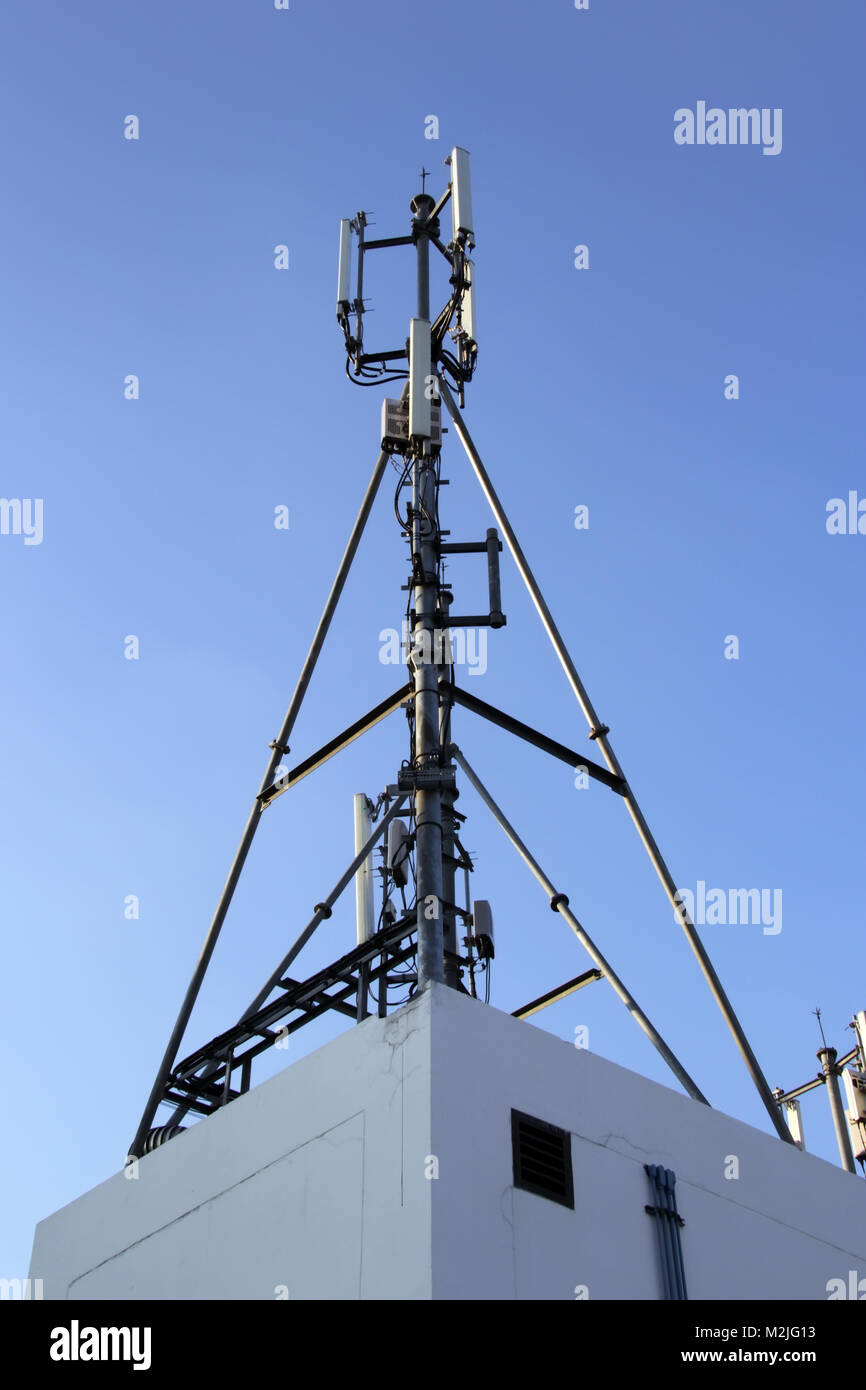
[129,149,798,1161]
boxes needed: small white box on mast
[381,398,441,452]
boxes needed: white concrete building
[30,984,866,1300]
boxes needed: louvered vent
[511,1109,574,1208]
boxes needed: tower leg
[439,380,793,1144]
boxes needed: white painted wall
[30,984,866,1300]
[427,985,866,1300]
[29,1003,432,1300]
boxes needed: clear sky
[3,0,865,1279]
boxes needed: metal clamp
[397,765,457,793]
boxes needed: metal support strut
[438,379,792,1145]
[129,392,408,1159]
[450,745,707,1104]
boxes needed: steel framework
[128,152,793,1159]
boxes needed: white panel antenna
[337,219,352,320]
[472,899,494,959]
[409,318,432,440]
[388,820,411,887]
[448,146,474,248]
[781,1097,804,1149]
[462,258,477,347]
[842,1069,866,1161]
[842,1068,866,1123]
[353,794,375,945]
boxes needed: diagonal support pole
[512,969,603,1020]
[451,745,707,1103]
[259,684,413,805]
[128,399,407,1160]
[440,680,625,794]
[439,379,792,1143]
[239,794,410,1019]
[160,795,411,1131]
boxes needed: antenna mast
[127,149,797,1160]
[407,179,448,989]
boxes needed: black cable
[345,356,409,387]
[393,453,413,531]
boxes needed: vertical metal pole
[354,794,375,1020]
[462,859,476,997]
[438,379,793,1145]
[410,191,445,990]
[486,528,504,627]
[354,211,366,370]
[413,194,433,320]
[818,1047,857,1173]
[357,960,370,1021]
[437,586,460,987]
[378,843,389,1019]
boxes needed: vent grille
[511,1109,574,1208]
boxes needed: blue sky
[3,0,865,1277]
